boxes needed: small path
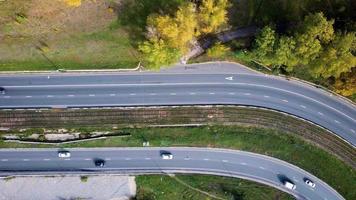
[160,61,261,75]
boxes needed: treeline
[135,0,355,98]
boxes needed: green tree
[254,26,276,61]
[198,0,230,34]
[207,42,230,58]
[274,36,298,71]
[310,32,356,78]
[139,38,181,69]
[295,13,334,65]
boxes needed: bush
[207,42,230,58]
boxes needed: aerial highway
[0,63,355,145]
[0,147,344,200]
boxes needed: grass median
[1,126,354,199]
[135,174,293,200]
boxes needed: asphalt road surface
[0,64,355,146]
[0,148,344,200]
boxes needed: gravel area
[0,175,136,200]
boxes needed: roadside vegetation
[135,174,293,200]
[1,0,354,99]
[135,0,356,100]
[1,126,354,199]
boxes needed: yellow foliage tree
[147,3,198,53]
[63,0,81,7]
[199,0,230,34]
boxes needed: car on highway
[58,151,71,158]
[160,151,173,160]
[278,174,296,190]
[94,159,105,167]
[283,180,296,190]
[0,87,5,95]
[304,178,316,188]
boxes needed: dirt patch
[0,175,136,200]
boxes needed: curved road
[1,63,355,146]
[0,148,344,200]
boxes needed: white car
[304,178,316,188]
[58,151,71,158]
[283,181,296,190]
[161,152,173,160]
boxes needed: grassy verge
[135,174,293,200]
[1,126,354,199]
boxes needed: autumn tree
[333,68,356,97]
[198,0,230,34]
[140,0,231,68]
[63,0,81,7]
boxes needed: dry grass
[0,0,140,70]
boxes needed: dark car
[94,159,105,167]
[0,87,5,95]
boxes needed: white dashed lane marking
[241,162,247,165]
[318,112,324,116]
[4,96,10,98]
[228,92,235,95]
[1,159,8,161]
[109,94,116,96]
[25,96,32,98]
[222,160,228,163]
[23,159,29,161]
[170,93,176,95]
[334,120,340,124]
[129,93,136,96]
[282,99,288,103]
[149,93,156,96]
[89,94,95,97]
[84,158,91,161]
[351,129,355,133]
[203,158,210,161]
[209,92,215,95]
[263,95,270,98]
[145,158,151,160]
[300,105,306,109]
[244,93,251,96]
[43,158,50,161]
[47,95,53,98]
[67,95,74,97]
[125,158,131,160]
[189,92,196,95]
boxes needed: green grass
[136,174,293,200]
[0,28,140,71]
[1,126,354,199]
